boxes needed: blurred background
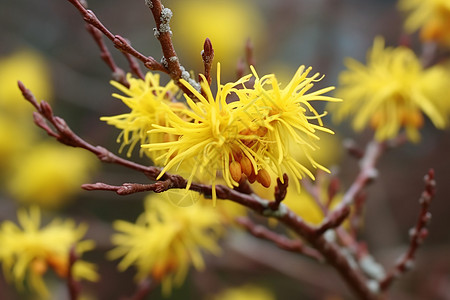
[1,0,449,299]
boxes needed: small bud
[247,169,257,184]
[47,256,69,278]
[407,111,424,128]
[240,156,253,177]
[256,168,271,188]
[31,258,48,276]
[229,161,242,183]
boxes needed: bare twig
[349,191,366,239]
[66,0,167,73]
[269,173,289,211]
[341,140,386,207]
[145,0,181,79]
[82,180,173,195]
[123,52,146,80]
[85,24,129,86]
[327,176,340,209]
[314,205,351,236]
[236,217,324,262]
[18,81,162,178]
[379,169,436,291]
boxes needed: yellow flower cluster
[101,72,185,160]
[399,0,450,47]
[108,194,224,295]
[331,36,448,141]
[112,64,338,204]
[0,206,98,298]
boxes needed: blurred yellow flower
[171,0,265,74]
[0,49,52,116]
[209,284,275,300]
[399,0,450,47]
[0,115,35,171]
[101,72,184,160]
[6,142,97,209]
[330,36,448,141]
[108,194,223,295]
[0,206,98,298]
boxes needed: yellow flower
[143,65,255,204]
[143,64,338,203]
[399,0,450,47]
[238,65,340,190]
[171,0,265,75]
[330,36,448,141]
[0,206,98,298]
[108,194,223,295]
[101,72,183,160]
[6,142,97,209]
[0,49,52,116]
[209,284,275,300]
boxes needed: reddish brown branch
[314,205,351,236]
[349,191,366,239]
[85,24,128,86]
[123,52,146,80]
[279,209,377,299]
[269,174,289,211]
[341,140,385,207]
[236,217,324,262]
[327,176,340,208]
[66,0,167,73]
[19,81,161,177]
[145,0,181,79]
[82,180,172,195]
[379,169,436,291]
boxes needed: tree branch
[65,0,167,73]
[379,169,436,291]
[85,24,129,86]
[235,217,324,262]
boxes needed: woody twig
[379,169,436,291]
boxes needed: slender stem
[145,0,181,79]
[66,0,167,73]
[379,169,435,291]
[236,217,324,262]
